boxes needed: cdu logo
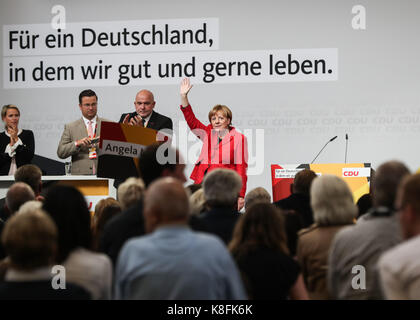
[343,170,360,177]
[342,167,371,178]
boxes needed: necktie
[88,121,96,175]
[141,118,146,127]
[88,120,94,138]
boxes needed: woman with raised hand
[0,105,34,175]
[180,78,248,211]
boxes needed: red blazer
[181,105,248,198]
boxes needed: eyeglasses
[82,103,97,108]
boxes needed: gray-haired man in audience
[327,160,410,299]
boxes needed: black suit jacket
[118,110,173,131]
[98,200,145,266]
[0,130,35,175]
[273,193,314,256]
[189,206,241,245]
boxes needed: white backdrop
[1,0,419,197]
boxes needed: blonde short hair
[2,208,57,271]
[208,105,232,127]
[189,188,206,216]
[1,104,20,119]
[117,177,145,210]
[244,187,271,210]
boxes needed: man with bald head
[119,90,173,131]
[0,182,35,259]
[115,177,246,300]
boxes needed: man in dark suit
[119,89,173,132]
[113,89,173,187]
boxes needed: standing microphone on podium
[345,133,349,163]
[311,135,338,164]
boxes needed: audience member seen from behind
[14,164,44,201]
[190,168,242,245]
[189,188,207,216]
[117,177,145,210]
[0,104,35,175]
[327,160,410,300]
[180,78,248,211]
[229,203,309,300]
[297,174,356,300]
[43,185,112,300]
[186,183,202,197]
[356,193,373,219]
[244,187,271,210]
[378,173,420,299]
[115,177,246,300]
[0,182,35,259]
[274,169,318,256]
[5,182,35,218]
[98,143,186,266]
[92,198,122,251]
[0,209,90,300]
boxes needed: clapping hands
[7,125,18,146]
[122,114,144,127]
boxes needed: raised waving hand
[180,78,193,107]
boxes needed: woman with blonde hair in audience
[297,174,356,299]
[0,208,90,299]
[229,203,309,300]
[116,177,145,210]
[244,187,271,210]
[189,188,207,216]
[0,104,34,175]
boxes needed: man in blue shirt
[115,177,247,300]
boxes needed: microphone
[311,136,338,164]
[345,133,349,163]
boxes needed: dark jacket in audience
[98,200,145,266]
[274,193,313,227]
[234,247,300,300]
[274,193,314,256]
[0,280,90,300]
[190,206,241,245]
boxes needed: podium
[97,121,159,180]
[0,175,114,213]
[271,163,372,202]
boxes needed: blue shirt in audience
[115,225,247,300]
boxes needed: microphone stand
[345,134,348,163]
[311,136,338,164]
[311,141,330,164]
